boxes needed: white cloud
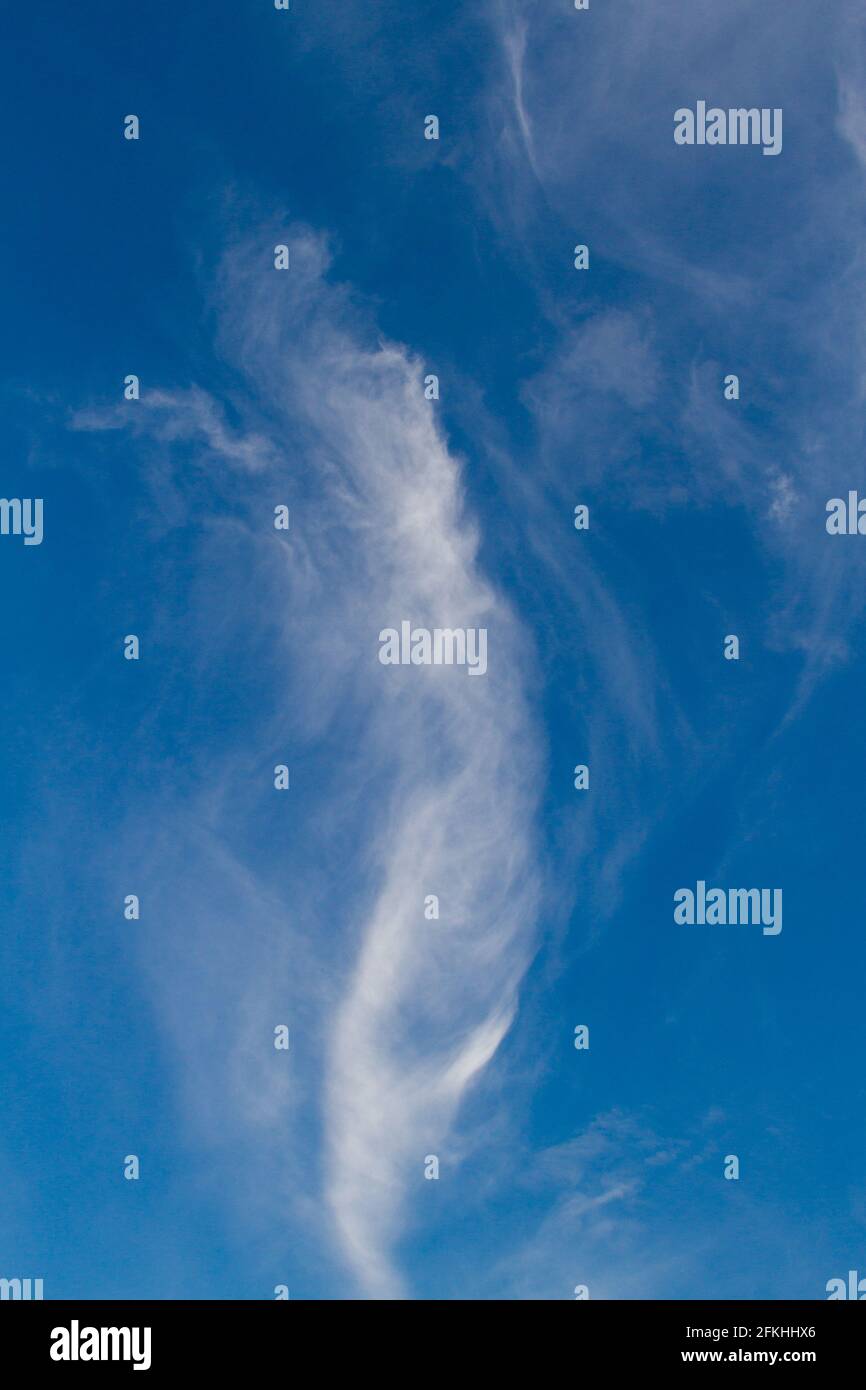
[75,224,544,1298]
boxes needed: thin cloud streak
[75,224,545,1298]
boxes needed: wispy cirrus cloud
[477,0,866,728]
[74,222,544,1297]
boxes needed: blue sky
[1,0,865,1299]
